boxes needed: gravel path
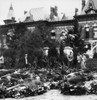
[2,90,97,100]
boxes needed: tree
[7,24,27,49]
[68,16,85,54]
[58,17,85,67]
[15,23,51,68]
[3,48,16,68]
[2,24,28,68]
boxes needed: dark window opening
[85,27,89,39]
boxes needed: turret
[82,0,86,11]
[4,3,16,24]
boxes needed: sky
[0,0,88,25]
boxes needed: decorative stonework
[51,25,73,35]
[79,20,97,28]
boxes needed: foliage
[4,18,86,69]
[14,23,52,68]
[62,17,85,54]
[3,48,16,68]
[93,53,97,59]
[4,25,27,68]
[7,25,27,49]
[48,47,58,58]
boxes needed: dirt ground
[2,90,97,100]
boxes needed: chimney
[75,8,78,16]
[24,11,27,15]
[82,0,86,10]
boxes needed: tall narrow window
[93,27,97,38]
[85,27,89,39]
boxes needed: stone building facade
[0,0,97,56]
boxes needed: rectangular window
[93,27,97,38]
[27,26,35,32]
[85,27,89,39]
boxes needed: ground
[3,90,97,100]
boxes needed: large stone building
[76,0,97,57]
[0,0,97,57]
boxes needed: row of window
[85,27,97,39]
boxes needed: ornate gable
[81,0,97,14]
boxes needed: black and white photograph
[0,0,97,100]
